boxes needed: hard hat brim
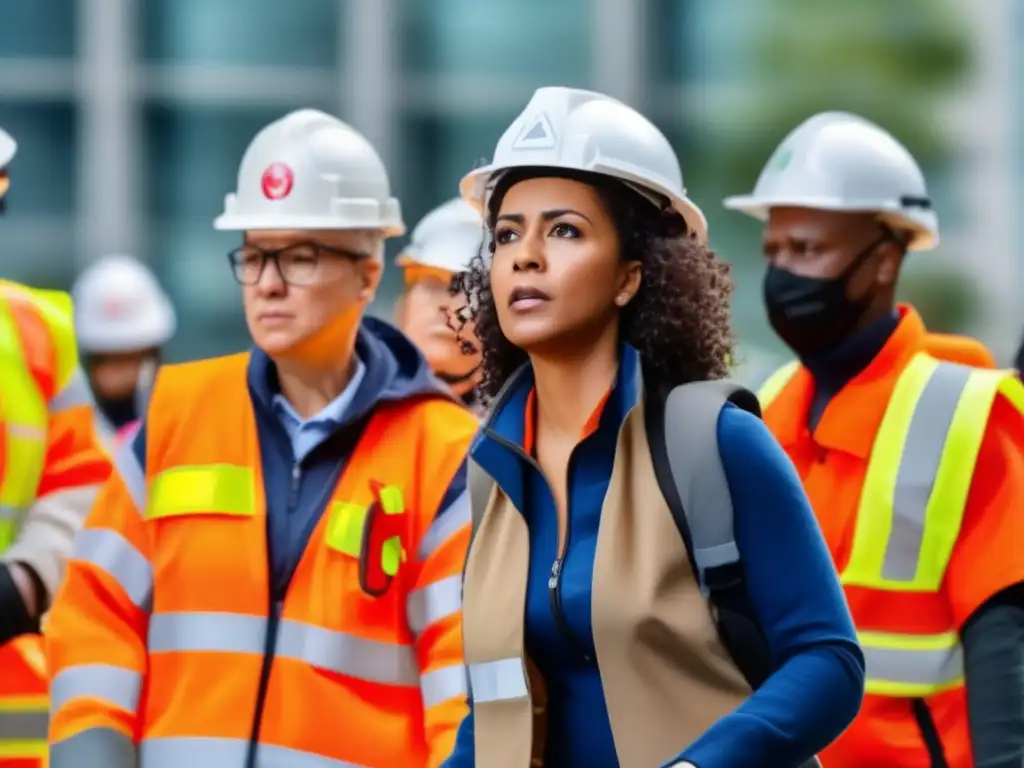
[723,194,938,252]
[460,163,709,245]
[214,213,406,238]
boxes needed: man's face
[239,229,382,360]
[397,265,481,389]
[88,349,155,400]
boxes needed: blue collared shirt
[271,357,367,462]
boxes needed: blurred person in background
[45,109,477,768]
[0,126,112,766]
[445,86,863,768]
[72,254,177,444]
[395,197,485,413]
[726,110,1024,768]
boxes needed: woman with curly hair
[442,87,864,768]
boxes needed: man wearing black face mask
[725,111,1024,768]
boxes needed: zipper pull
[548,559,561,590]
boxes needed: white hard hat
[72,254,177,353]
[724,111,938,251]
[214,108,404,237]
[0,127,15,169]
[460,87,708,243]
[0,126,16,202]
[397,198,485,275]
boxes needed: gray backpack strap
[467,458,494,542]
[662,380,760,594]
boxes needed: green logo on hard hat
[768,145,793,172]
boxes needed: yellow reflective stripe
[0,299,48,512]
[859,630,964,697]
[326,502,367,557]
[0,695,47,712]
[147,464,255,519]
[0,518,16,551]
[0,740,47,758]
[844,355,981,591]
[756,360,800,411]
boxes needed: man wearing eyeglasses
[45,109,478,768]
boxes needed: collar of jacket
[768,304,929,458]
[471,344,642,509]
[245,316,455,430]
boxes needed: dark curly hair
[450,168,735,403]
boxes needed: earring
[616,294,629,306]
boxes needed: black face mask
[763,234,889,358]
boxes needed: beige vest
[461,399,751,767]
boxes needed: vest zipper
[244,462,303,768]
[483,429,595,664]
[548,475,592,665]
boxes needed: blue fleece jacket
[442,346,865,768]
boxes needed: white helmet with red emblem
[72,254,177,353]
[214,108,404,237]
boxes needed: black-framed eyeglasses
[227,241,372,286]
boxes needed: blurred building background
[0,0,1019,385]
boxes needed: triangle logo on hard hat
[511,112,557,151]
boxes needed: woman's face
[490,176,640,353]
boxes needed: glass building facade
[0,0,1003,375]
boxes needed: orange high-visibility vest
[757,308,1024,767]
[48,352,477,767]
[0,282,106,768]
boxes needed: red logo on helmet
[261,162,294,200]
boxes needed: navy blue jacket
[443,346,865,767]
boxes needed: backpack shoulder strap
[645,379,774,690]
[662,380,760,594]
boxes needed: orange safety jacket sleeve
[408,456,472,768]
[8,364,112,603]
[46,423,148,767]
[944,393,1024,626]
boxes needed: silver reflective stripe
[0,504,21,522]
[50,726,136,768]
[148,612,419,687]
[50,664,142,714]
[49,368,96,413]
[0,710,47,739]
[421,663,468,708]
[863,642,964,689]
[72,528,153,611]
[275,619,418,686]
[468,657,528,703]
[114,441,147,513]
[882,362,972,583]
[407,574,462,636]
[417,489,470,560]
[139,736,370,768]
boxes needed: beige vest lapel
[461,487,537,767]
[593,402,750,766]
